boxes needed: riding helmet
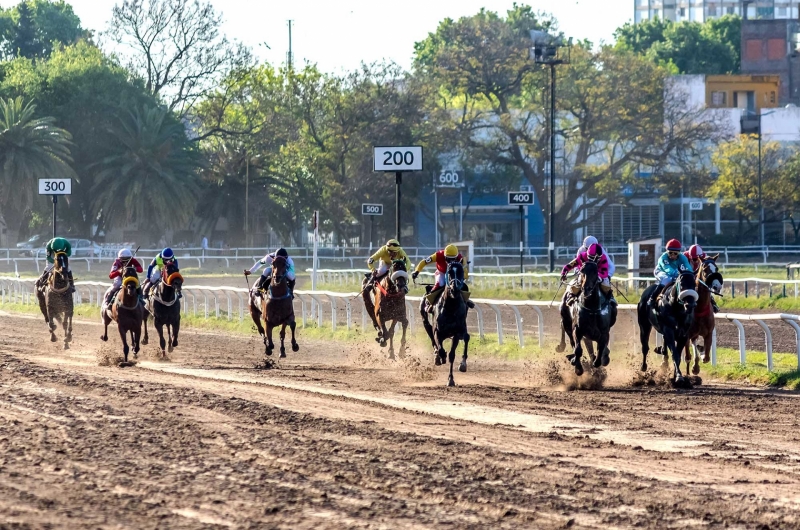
[444,244,459,258]
[587,243,602,262]
[582,235,598,248]
[688,244,704,260]
[162,247,174,260]
[275,248,288,258]
[665,239,682,251]
[386,239,401,250]
[118,248,132,259]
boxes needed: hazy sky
[1,0,632,72]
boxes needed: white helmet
[118,248,132,259]
[583,236,598,248]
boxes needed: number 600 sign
[373,146,423,172]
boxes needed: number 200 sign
[373,146,423,172]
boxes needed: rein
[376,278,405,298]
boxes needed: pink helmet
[587,243,603,262]
[688,244,705,260]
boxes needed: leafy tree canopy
[1,0,87,59]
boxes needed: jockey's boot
[288,278,296,299]
[648,284,665,312]
[67,271,76,294]
[253,274,267,294]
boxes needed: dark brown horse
[143,262,183,359]
[684,255,723,375]
[101,266,144,366]
[362,259,409,359]
[249,256,298,357]
[36,251,73,349]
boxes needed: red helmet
[688,244,705,260]
[587,243,603,262]
[666,239,682,251]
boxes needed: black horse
[637,271,698,388]
[558,261,617,375]
[420,261,470,387]
[143,261,183,358]
[36,252,74,349]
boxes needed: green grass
[706,347,800,388]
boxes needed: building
[740,18,800,104]
[635,1,800,24]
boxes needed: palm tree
[0,97,76,244]
[91,105,200,238]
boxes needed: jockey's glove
[411,271,419,280]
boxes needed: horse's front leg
[700,332,712,364]
[594,334,610,368]
[37,290,49,324]
[419,300,436,352]
[290,320,299,352]
[671,334,691,388]
[118,325,130,363]
[156,320,167,358]
[399,317,408,358]
[376,312,389,348]
[571,327,585,376]
[279,323,287,358]
[48,313,58,342]
[171,315,180,351]
[362,283,381,333]
[265,323,275,356]
[433,328,446,366]
[132,325,141,358]
[142,312,149,345]
[584,337,596,366]
[556,299,572,353]
[447,337,460,387]
[459,332,470,373]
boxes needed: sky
[0,0,632,72]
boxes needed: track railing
[1,276,799,372]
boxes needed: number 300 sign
[38,179,72,195]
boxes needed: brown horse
[36,251,73,349]
[249,256,298,357]
[143,262,183,359]
[684,255,723,375]
[362,259,409,359]
[101,266,144,366]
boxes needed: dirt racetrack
[2,312,800,529]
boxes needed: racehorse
[684,255,723,376]
[637,271,698,388]
[249,255,298,357]
[557,261,617,376]
[143,261,183,359]
[362,259,409,359]
[36,251,73,349]
[101,265,144,365]
[420,261,470,387]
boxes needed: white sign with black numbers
[436,169,464,188]
[362,203,383,216]
[689,201,703,211]
[38,178,72,195]
[373,146,423,172]
[508,191,535,205]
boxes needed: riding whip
[549,280,565,306]
[612,283,631,303]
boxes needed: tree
[90,104,200,237]
[615,16,741,74]
[415,7,721,245]
[0,96,76,243]
[1,0,87,59]
[765,149,800,242]
[106,0,250,119]
[707,135,782,241]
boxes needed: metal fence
[1,276,799,372]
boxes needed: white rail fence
[1,276,799,372]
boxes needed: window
[727,6,735,15]
[708,6,718,17]
[768,38,786,60]
[746,39,764,61]
[770,91,777,104]
[757,7,774,18]
[678,7,686,16]
[778,7,788,17]
[711,91,727,106]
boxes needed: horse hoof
[448,376,455,387]
[435,356,442,366]
[141,337,148,345]
[555,343,566,353]
[703,355,710,364]
[379,340,387,348]
[266,349,273,356]
[388,352,396,361]
[292,343,299,352]
[50,335,57,342]
[280,351,286,359]
[654,346,663,356]
[602,351,610,367]
[63,343,69,350]
[593,357,602,369]
[692,364,701,375]
[168,344,174,353]
[458,361,467,373]
[574,363,584,377]
[100,335,107,342]
[673,376,692,389]
[374,337,382,343]
[641,363,648,372]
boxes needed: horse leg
[142,312,149,345]
[265,323,275,356]
[290,320,299,352]
[250,300,265,339]
[156,320,167,357]
[399,317,408,358]
[571,328,585,376]
[279,323,287,358]
[594,334,610,368]
[48,311,58,342]
[386,319,396,360]
[362,284,381,335]
[691,339,701,375]
[556,300,572,353]
[376,312,388,348]
[38,291,49,324]
[701,331,712,364]
[584,338,596,366]
[118,325,129,364]
[419,300,436,352]
[637,303,652,372]
[171,316,180,350]
[672,335,691,388]
[459,332,470,373]
[433,328,446,366]
[101,312,110,342]
[447,337,460,387]
[132,326,141,358]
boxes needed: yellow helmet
[444,244,459,258]
[386,239,401,250]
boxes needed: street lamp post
[530,30,571,272]
[741,109,776,247]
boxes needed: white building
[635,0,800,24]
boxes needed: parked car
[16,234,46,257]
[69,239,103,257]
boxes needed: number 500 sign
[373,146,423,172]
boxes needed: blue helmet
[161,247,174,260]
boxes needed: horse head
[161,261,184,300]
[579,260,600,298]
[446,261,465,295]
[50,252,70,291]
[674,270,698,311]
[699,254,723,295]
[389,259,409,291]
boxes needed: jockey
[411,244,475,310]
[577,235,616,279]
[244,247,296,296]
[648,239,692,310]
[365,239,412,292]
[143,247,179,298]
[560,243,616,305]
[684,243,719,313]
[36,236,75,293]
[103,248,144,306]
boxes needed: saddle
[424,285,471,307]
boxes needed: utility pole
[287,20,293,71]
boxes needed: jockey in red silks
[683,243,719,313]
[560,243,616,305]
[103,248,144,307]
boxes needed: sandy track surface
[2,312,800,528]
